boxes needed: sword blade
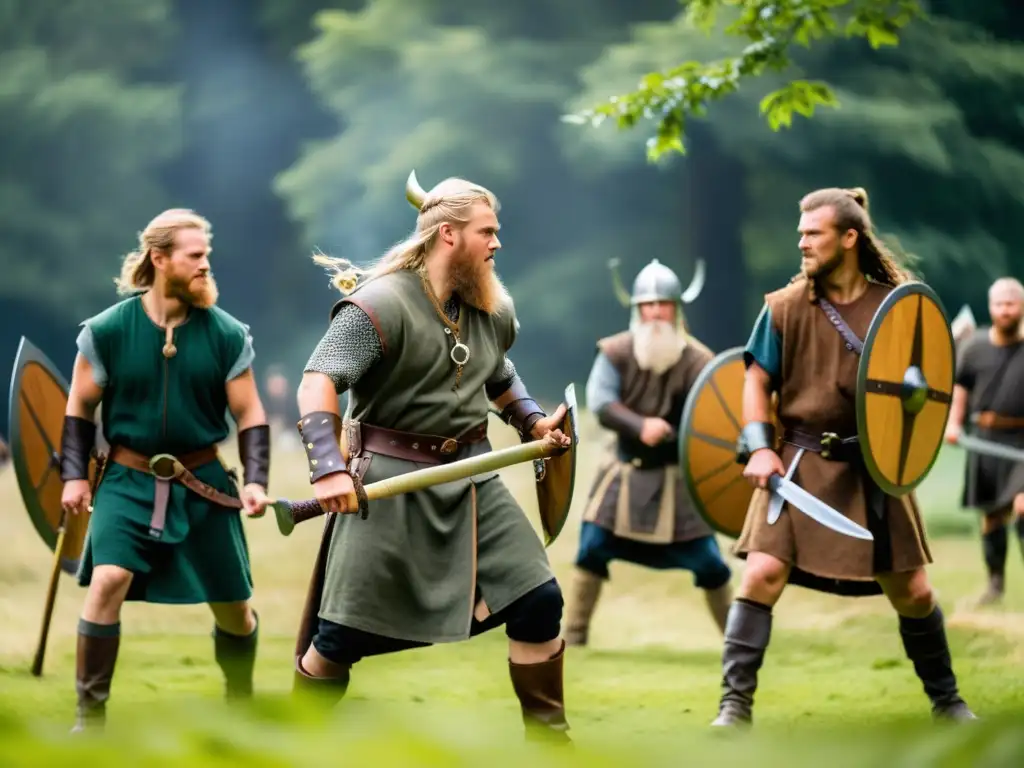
[767,474,874,541]
[768,448,804,525]
[957,434,1024,464]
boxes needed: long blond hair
[313,177,500,294]
[794,187,915,301]
[114,208,212,295]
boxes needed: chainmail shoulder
[304,292,518,394]
[304,302,383,393]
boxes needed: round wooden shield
[857,282,954,496]
[679,347,760,538]
[8,337,96,575]
[535,383,578,547]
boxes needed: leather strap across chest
[817,297,864,355]
[108,444,242,539]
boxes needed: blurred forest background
[2,0,1022,432]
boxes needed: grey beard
[633,320,686,374]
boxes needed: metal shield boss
[533,383,579,547]
[679,347,777,538]
[8,337,97,575]
[857,282,955,496]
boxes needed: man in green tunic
[292,174,573,743]
[59,208,273,731]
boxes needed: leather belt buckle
[819,432,839,460]
[439,438,458,455]
[149,453,182,480]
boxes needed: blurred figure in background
[565,258,733,647]
[946,277,1024,606]
[264,364,299,450]
[0,433,9,471]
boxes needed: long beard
[634,320,686,374]
[166,273,219,309]
[994,316,1023,341]
[449,247,508,315]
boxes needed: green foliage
[0,0,181,321]
[564,0,925,160]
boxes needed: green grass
[0,417,1021,765]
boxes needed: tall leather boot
[703,583,734,634]
[711,599,772,727]
[975,526,1007,606]
[898,605,977,721]
[563,568,603,647]
[508,640,571,744]
[213,611,259,702]
[72,619,121,733]
[292,655,351,707]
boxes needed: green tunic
[319,270,554,643]
[76,295,256,604]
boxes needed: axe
[273,435,568,536]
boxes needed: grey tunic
[301,272,553,644]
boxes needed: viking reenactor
[57,209,272,731]
[710,187,975,725]
[945,277,1024,605]
[290,171,574,743]
[564,258,733,646]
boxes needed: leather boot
[711,599,772,727]
[563,568,603,647]
[72,620,121,733]
[292,655,350,707]
[976,525,1007,606]
[898,605,977,722]
[213,611,259,701]
[703,583,733,634]
[508,640,571,744]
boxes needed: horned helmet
[608,257,705,333]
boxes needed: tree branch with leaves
[563,0,925,161]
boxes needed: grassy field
[1,412,1023,765]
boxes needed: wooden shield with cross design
[678,346,779,538]
[857,282,955,496]
[8,337,97,575]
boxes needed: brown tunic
[956,328,1024,514]
[583,331,715,544]
[734,279,932,596]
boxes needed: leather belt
[108,444,242,538]
[783,428,859,462]
[359,422,489,465]
[972,411,1024,430]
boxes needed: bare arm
[945,384,968,441]
[226,369,268,431]
[297,372,343,420]
[67,352,104,420]
[742,362,774,426]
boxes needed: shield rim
[678,345,748,538]
[7,336,83,575]
[539,382,578,547]
[856,281,954,496]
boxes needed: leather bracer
[297,412,347,483]
[237,424,271,489]
[60,415,96,481]
[736,421,776,465]
[596,402,645,439]
[497,378,546,440]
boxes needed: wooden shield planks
[857,282,954,496]
[535,383,578,547]
[679,347,758,538]
[8,337,95,575]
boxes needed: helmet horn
[607,258,632,307]
[681,259,706,304]
[406,170,427,210]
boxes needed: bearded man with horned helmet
[59,209,273,732]
[714,186,975,726]
[564,258,734,646]
[290,170,574,743]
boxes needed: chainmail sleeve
[485,355,519,399]
[303,302,384,393]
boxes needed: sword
[956,433,1024,465]
[767,448,804,525]
[766,473,874,541]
